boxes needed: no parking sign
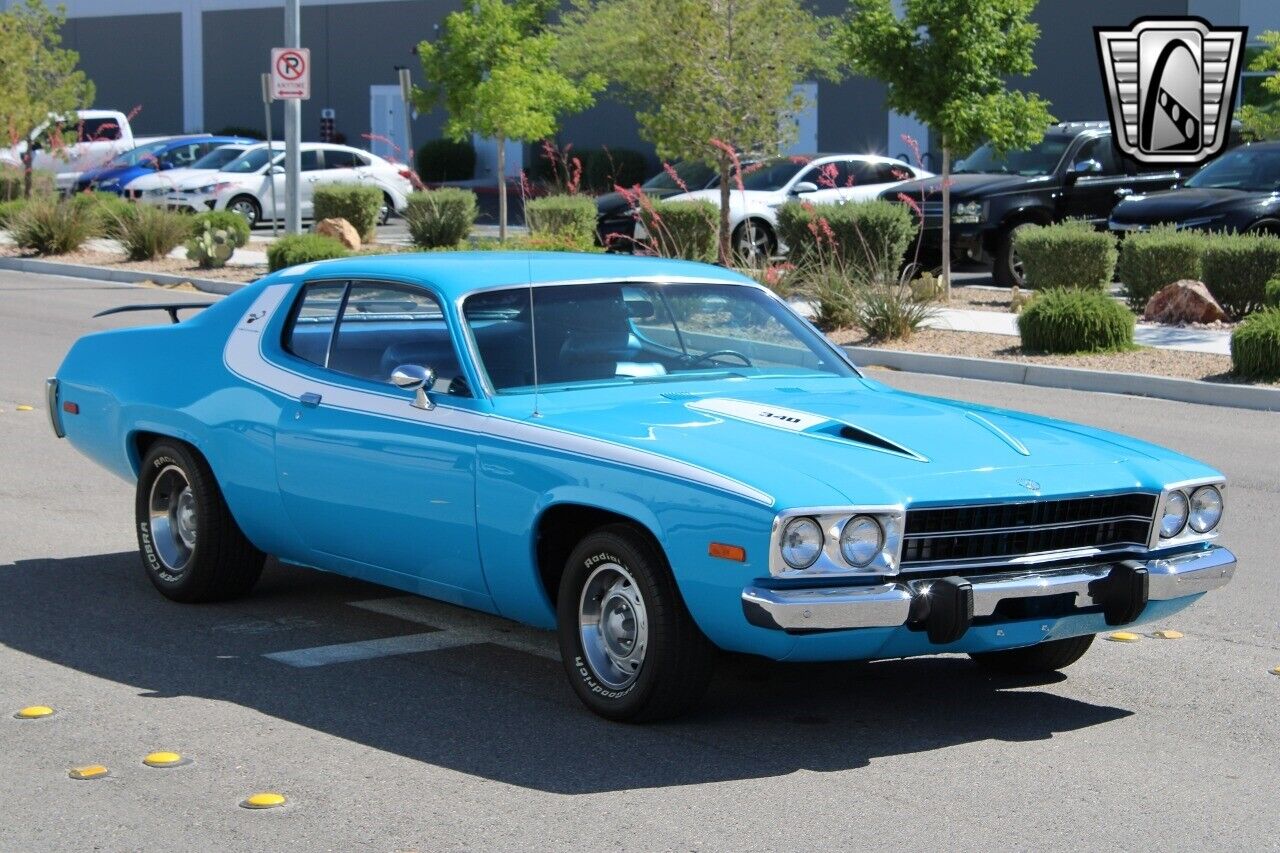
[270,47,310,100]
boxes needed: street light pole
[283,0,301,234]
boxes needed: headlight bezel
[1150,478,1226,547]
[770,506,905,578]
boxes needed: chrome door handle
[1114,188,1133,198]
[300,392,322,407]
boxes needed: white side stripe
[224,284,773,506]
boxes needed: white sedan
[641,154,932,259]
[123,143,255,203]
[155,142,415,227]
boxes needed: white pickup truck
[0,109,161,193]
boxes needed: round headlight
[1188,485,1223,533]
[1159,490,1189,538]
[780,517,823,569]
[839,515,884,567]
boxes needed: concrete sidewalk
[926,306,1232,356]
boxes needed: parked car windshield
[192,146,247,170]
[220,147,282,173]
[643,161,716,192]
[955,136,1071,176]
[462,281,855,394]
[1184,147,1280,192]
[738,159,807,191]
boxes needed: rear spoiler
[93,302,215,324]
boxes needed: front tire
[226,195,261,228]
[557,524,716,722]
[993,222,1033,288]
[732,219,776,264]
[136,441,265,603]
[969,634,1095,675]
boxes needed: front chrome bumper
[742,546,1235,635]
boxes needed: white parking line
[262,596,560,668]
[264,632,474,668]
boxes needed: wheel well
[1248,218,1280,236]
[988,210,1052,254]
[735,217,774,236]
[130,431,197,474]
[535,505,663,606]
[227,193,260,212]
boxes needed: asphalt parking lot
[0,269,1277,851]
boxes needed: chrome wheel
[734,221,773,262]
[228,198,259,227]
[148,465,197,574]
[578,562,649,690]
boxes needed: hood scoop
[819,422,928,462]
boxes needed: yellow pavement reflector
[69,764,109,780]
[1151,629,1184,640]
[1105,631,1142,643]
[1271,666,1280,676]
[241,792,287,809]
[15,405,33,411]
[142,751,185,768]
[14,705,55,719]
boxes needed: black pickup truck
[884,121,1195,286]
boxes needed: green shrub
[312,184,383,242]
[116,205,192,261]
[266,233,350,272]
[1199,232,1280,318]
[776,200,915,271]
[1017,288,1135,353]
[1231,308,1280,379]
[0,199,27,228]
[9,198,97,254]
[1266,275,1280,308]
[67,190,136,238]
[469,234,603,253]
[191,210,250,249]
[212,126,264,140]
[1116,225,1207,310]
[524,195,597,245]
[853,281,939,340]
[0,166,55,200]
[186,222,237,269]
[530,146,649,193]
[636,199,718,262]
[403,188,477,248]
[416,138,476,183]
[1013,220,1117,290]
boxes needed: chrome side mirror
[391,364,436,410]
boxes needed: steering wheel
[689,349,754,368]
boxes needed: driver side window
[1075,137,1121,176]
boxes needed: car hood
[1110,187,1267,223]
[887,172,1052,201]
[498,378,1209,508]
[78,165,140,185]
[596,187,683,216]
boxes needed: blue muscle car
[48,252,1235,721]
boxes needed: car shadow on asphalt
[0,552,1132,794]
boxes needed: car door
[1061,134,1143,224]
[795,160,852,205]
[271,279,490,607]
[297,148,324,217]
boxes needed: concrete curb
[845,346,1280,413]
[0,257,248,295]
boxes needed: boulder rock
[1142,279,1228,325]
[314,217,360,251]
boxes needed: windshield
[220,147,282,173]
[1185,147,1280,192]
[955,136,1071,176]
[108,140,170,168]
[192,146,246,170]
[643,161,716,192]
[738,159,807,191]
[462,282,855,394]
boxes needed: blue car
[73,135,256,195]
[48,253,1235,721]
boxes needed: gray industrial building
[5,0,1279,178]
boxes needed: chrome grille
[901,493,1157,568]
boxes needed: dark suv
[884,122,1191,286]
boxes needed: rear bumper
[742,546,1234,635]
[45,377,64,438]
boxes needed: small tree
[841,0,1053,293]
[414,0,602,241]
[1239,31,1280,141]
[558,0,837,264]
[0,0,95,197]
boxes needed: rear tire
[969,634,1095,675]
[557,524,717,722]
[993,222,1033,288]
[135,441,265,603]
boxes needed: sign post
[398,67,415,170]
[259,72,279,237]
[273,0,308,235]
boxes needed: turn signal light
[709,542,746,562]
[62,402,79,415]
